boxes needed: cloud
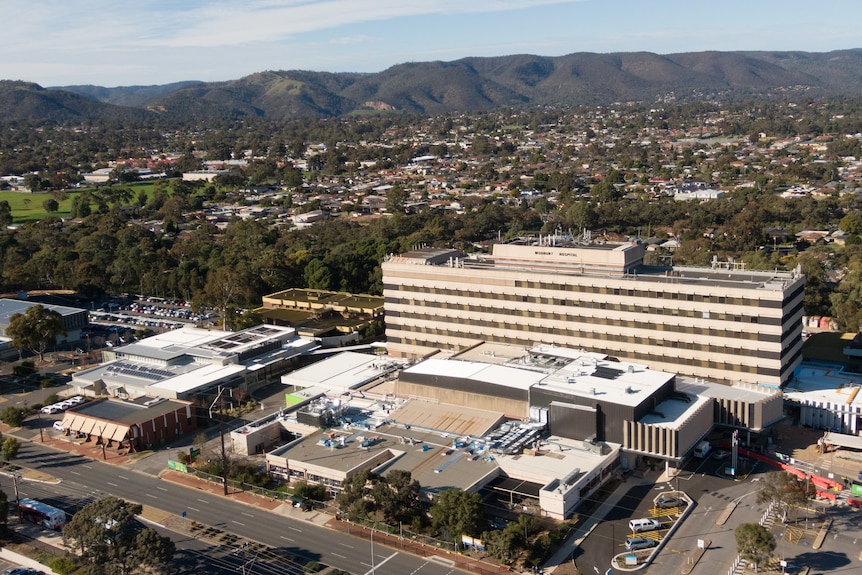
[328,35,380,46]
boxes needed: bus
[18,498,67,530]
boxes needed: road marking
[241,512,254,517]
[288,526,302,532]
[70,471,80,475]
[280,535,294,542]
[82,465,92,469]
[107,482,118,487]
[231,521,245,526]
[188,507,199,512]
[146,494,157,499]
[197,499,209,504]
[340,543,354,549]
[369,552,398,573]
[118,475,129,480]
[156,487,168,491]
[332,553,346,559]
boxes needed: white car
[41,405,62,414]
[66,396,85,405]
[53,421,65,432]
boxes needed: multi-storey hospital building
[382,238,805,387]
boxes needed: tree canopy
[756,471,815,522]
[734,522,775,571]
[430,489,484,542]
[6,304,65,361]
[63,496,175,575]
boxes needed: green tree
[2,437,19,462]
[0,200,12,228]
[430,489,484,543]
[6,304,66,361]
[63,496,175,575]
[42,198,60,213]
[734,523,775,572]
[0,407,24,428]
[756,471,815,522]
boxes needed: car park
[655,497,687,509]
[625,537,658,551]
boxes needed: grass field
[0,181,162,223]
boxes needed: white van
[629,518,661,533]
[693,440,712,458]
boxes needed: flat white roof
[784,363,862,409]
[149,363,247,394]
[537,360,675,407]
[639,395,712,430]
[281,351,398,392]
[402,358,544,390]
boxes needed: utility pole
[12,474,20,520]
[211,386,230,495]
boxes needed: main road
[6,441,466,575]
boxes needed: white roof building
[71,325,318,400]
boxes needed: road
[5,441,466,575]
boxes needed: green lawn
[0,181,163,223]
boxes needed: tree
[430,489,484,543]
[0,489,7,530]
[0,407,24,428]
[734,523,775,572]
[2,437,19,462]
[756,471,815,522]
[6,304,66,361]
[63,496,175,575]
[0,200,12,228]
[42,198,59,213]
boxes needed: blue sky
[1,0,860,87]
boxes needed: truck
[18,498,67,530]
[693,440,712,458]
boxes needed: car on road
[625,537,658,551]
[655,497,687,509]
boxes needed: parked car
[40,405,61,414]
[712,449,730,460]
[625,537,658,551]
[655,497,687,509]
[629,518,661,533]
[53,421,65,432]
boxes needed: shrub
[49,556,80,575]
[0,407,24,428]
[303,560,321,573]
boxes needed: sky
[1,0,860,88]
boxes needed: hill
[0,80,152,123]
[10,49,862,122]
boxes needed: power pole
[12,474,20,520]
[211,386,230,496]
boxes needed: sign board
[189,447,201,458]
[851,483,862,496]
[625,555,638,566]
[697,539,705,549]
[725,467,736,476]
[167,459,188,473]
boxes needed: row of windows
[389,319,781,362]
[494,279,799,308]
[386,298,787,344]
[384,283,794,327]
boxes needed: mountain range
[2,49,862,122]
